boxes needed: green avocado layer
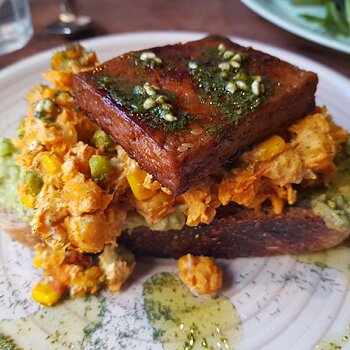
[0,138,33,224]
[311,138,350,232]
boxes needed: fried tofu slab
[73,35,318,195]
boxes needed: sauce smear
[143,272,241,350]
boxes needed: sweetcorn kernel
[40,153,62,176]
[257,135,286,162]
[19,183,36,208]
[32,281,63,306]
[126,167,157,200]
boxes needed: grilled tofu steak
[73,35,318,195]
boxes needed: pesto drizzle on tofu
[92,75,194,133]
[92,43,272,135]
[189,44,273,134]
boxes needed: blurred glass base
[0,0,33,56]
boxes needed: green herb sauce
[0,333,22,350]
[92,76,194,133]
[91,45,272,135]
[189,47,272,135]
[296,244,350,350]
[143,272,242,350]
[0,295,105,350]
[311,138,350,231]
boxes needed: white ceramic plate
[1,31,350,350]
[241,0,350,54]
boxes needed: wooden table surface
[0,0,349,78]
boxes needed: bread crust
[119,204,349,258]
[0,204,40,247]
[1,200,348,256]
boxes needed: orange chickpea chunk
[178,254,223,296]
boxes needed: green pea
[0,138,16,157]
[92,129,116,151]
[89,155,112,181]
[24,170,43,196]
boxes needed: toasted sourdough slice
[119,204,349,258]
[73,35,318,195]
[1,200,348,256]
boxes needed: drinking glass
[0,0,33,55]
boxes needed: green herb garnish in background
[292,0,350,37]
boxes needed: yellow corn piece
[40,153,62,176]
[270,195,284,215]
[32,281,63,306]
[257,135,286,162]
[126,167,157,200]
[32,256,42,268]
[19,182,36,208]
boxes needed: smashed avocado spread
[311,139,350,232]
[0,138,33,224]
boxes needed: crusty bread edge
[0,203,39,247]
[0,202,348,257]
[119,204,350,258]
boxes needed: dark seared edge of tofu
[73,35,318,195]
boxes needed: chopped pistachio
[225,82,237,93]
[218,43,226,52]
[251,80,260,96]
[140,51,156,61]
[230,60,241,69]
[223,50,234,59]
[236,80,248,91]
[155,95,166,105]
[163,113,177,122]
[232,53,242,61]
[154,57,162,65]
[188,61,198,70]
[161,103,172,111]
[144,83,157,96]
[218,62,231,71]
[252,75,262,83]
[143,97,156,110]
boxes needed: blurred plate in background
[241,0,350,54]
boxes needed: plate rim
[240,0,350,55]
[1,30,350,350]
